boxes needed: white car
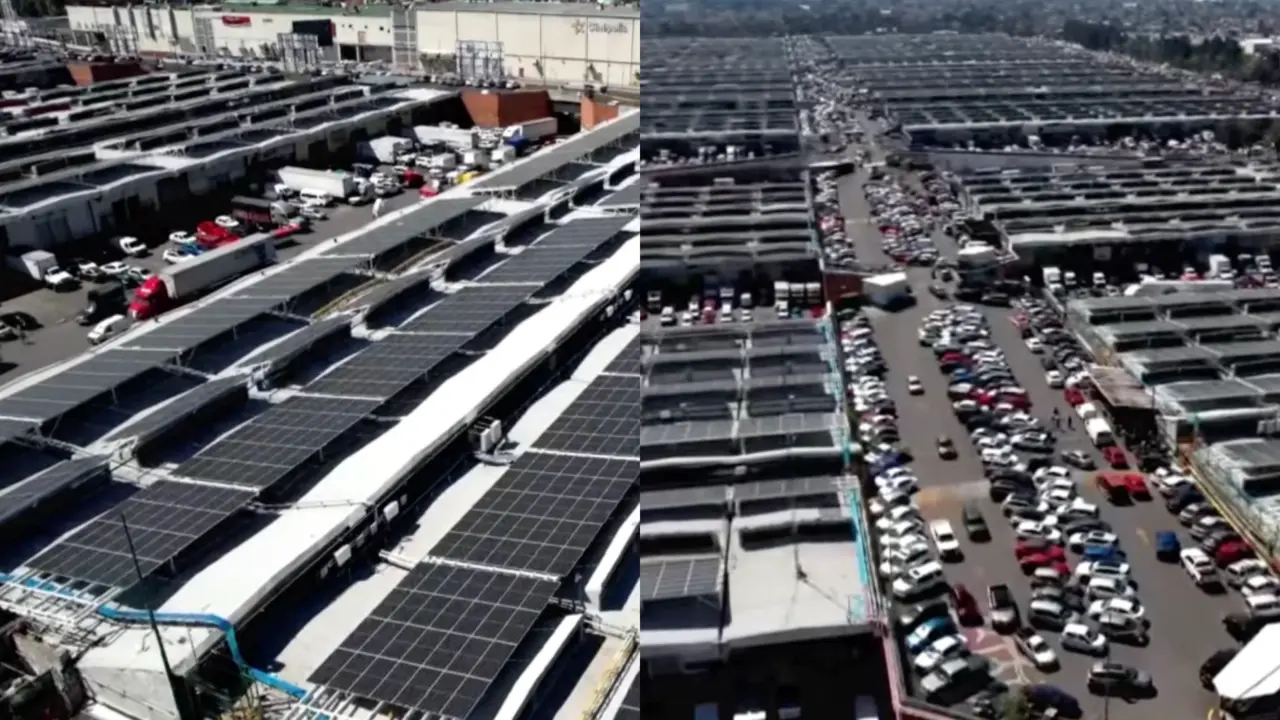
[1016,631,1058,669]
[879,544,933,578]
[877,474,919,496]
[868,491,913,517]
[1153,473,1194,496]
[930,519,962,558]
[1016,521,1062,544]
[118,236,148,256]
[77,260,101,279]
[169,231,195,245]
[162,248,190,264]
[1084,576,1136,600]
[1045,370,1064,388]
[1033,465,1070,481]
[1038,488,1075,510]
[913,635,968,673]
[1061,622,1108,655]
[1026,338,1044,353]
[881,532,931,551]
[1087,597,1145,622]
[1068,530,1119,552]
[100,261,130,277]
[1074,560,1132,582]
[875,505,922,532]
[1245,593,1280,615]
[1037,477,1076,495]
[1241,574,1280,597]
[215,215,240,229]
[1226,559,1271,587]
[891,561,946,598]
[907,376,924,395]
[43,266,76,287]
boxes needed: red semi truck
[129,233,277,320]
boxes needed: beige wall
[416,9,638,88]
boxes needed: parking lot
[0,189,420,382]
[841,158,1240,717]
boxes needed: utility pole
[122,514,202,720]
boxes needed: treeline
[1061,19,1280,84]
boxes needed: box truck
[231,196,294,227]
[128,233,277,319]
[276,166,357,200]
[501,117,558,150]
[358,136,413,164]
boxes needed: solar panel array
[399,285,534,336]
[230,257,360,300]
[305,333,467,399]
[530,217,632,249]
[176,395,380,490]
[105,375,249,445]
[605,340,642,375]
[598,183,642,209]
[322,197,485,258]
[430,452,635,576]
[28,480,256,588]
[359,271,436,318]
[639,556,723,602]
[0,349,175,424]
[0,456,110,530]
[0,417,38,446]
[122,298,279,353]
[616,677,640,720]
[250,316,352,372]
[535,374,638,458]
[309,564,556,717]
[477,217,632,286]
[640,485,729,512]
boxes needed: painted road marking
[1135,527,1151,547]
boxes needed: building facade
[64,2,639,88]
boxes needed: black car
[962,502,990,541]
[1200,649,1238,689]
[1166,486,1205,513]
[937,435,957,459]
[1086,663,1155,698]
[898,599,951,630]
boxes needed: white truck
[864,272,912,308]
[128,233,278,319]
[12,249,58,281]
[1042,266,1064,296]
[357,136,413,164]
[276,166,357,201]
[502,117,558,150]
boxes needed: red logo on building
[221,15,251,26]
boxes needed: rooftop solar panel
[604,340,642,375]
[430,452,636,576]
[530,217,633,249]
[738,413,836,439]
[27,480,255,589]
[597,183,642,208]
[230,258,360,300]
[250,316,352,372]
[358,271,436,317]
[0,456,110,531]
[104,375,249,446]
[534,374,638,457]
[640,485,728,512]
[399,285,533,336]
[304,332,467,399]
[322,197,486,258]
[616,677,640,720]
[310,564,556,717]
[734,476,838,503]
[0,349,175,424]
[175,395,380,490]
[639,420,735,447]
[479,245,605,286]
[639,556,723,602]
[123,297,280,352]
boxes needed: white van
[88,314,127,345]
[298,188,333,207]
[1085,417,1115,447]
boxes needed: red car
[1103,446,1128,468]
[1019,552,1067,574]
[1120,472,1149,498]
[1064,388,1086,406]
[1216,540,1255,567]
[997,392,1031,410]
[951,583,982,625]
[1095,473,1130,503]
[1015,541,1065,561]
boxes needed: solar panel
[250,316,352,372]
[104,375,249,446]
[639,556,723,602]
[0,349,175,424]
[304,333,467,399]
[27,480,255,588]
[597,184,642,209]
[309,564,556,717]
[616,677,640,720]
[359,271,436,318]
[175,395,380,489]
[640,485,728,512]
[0,456,110,530]
[534,374,637,457]
[639,420,735,447]
[738,413,836,439]
[734,476,838,503]
[399,285,533,336]
[322,197,486,258]
[479,245,605,286]
[604,340,641,375]
[430,452,636,576]
[123,297,280,352]
[230,258,359,300]
[530,217,633,248]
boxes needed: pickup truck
[988,583,1019,631]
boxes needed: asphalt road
[842,164,1236,719]
[0,190,421,386]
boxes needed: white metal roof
[1214,621,1280,698]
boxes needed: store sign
[221,15,251,26]
[571,19,628,35]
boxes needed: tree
[997,686,1032,720]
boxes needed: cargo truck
[501,117,557,150]
[231,196,294,227]
[357,136,414,164]
[276,166,357,200]
[128,233,277,320]
[77,281,126,325]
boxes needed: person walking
[372,197,385,219]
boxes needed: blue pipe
[0,573,307,700]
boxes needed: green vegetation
[1061,19,1280,84]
